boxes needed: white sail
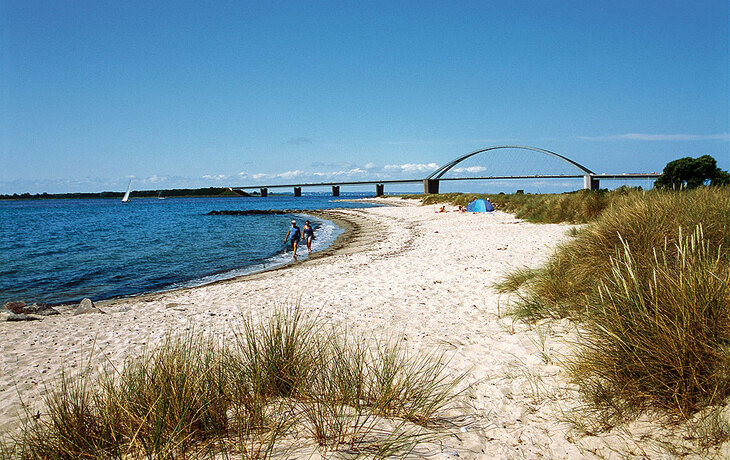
[122,180,131,203]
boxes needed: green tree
[714,169,730,186]
[655,155,729,189]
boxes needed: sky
[1,0,728,194]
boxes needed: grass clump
[13,331,228,459]
[496,186,730,446]
[498,187,730,320]
[572,226,730,420]
[6,306,466,459]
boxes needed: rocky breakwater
[207,209,313,215]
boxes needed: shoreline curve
[97,202,387,309]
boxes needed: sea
[0,195,380,305]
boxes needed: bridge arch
[426,145,594,180]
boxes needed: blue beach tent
[466,199,494,212]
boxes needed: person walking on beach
[284,220,301,260]
[302,220,315,255]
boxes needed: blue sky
[1,0,728,194]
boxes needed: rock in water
[74,298,105,315]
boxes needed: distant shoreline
[0,191,387,201]
[0,187,257,200]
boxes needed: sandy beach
[0,199,702,458]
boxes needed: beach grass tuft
[570,225,730,419]
[494,186,730,446]
[6,305,466,458]
[497,187,730,319]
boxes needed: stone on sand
[23,303,60,316]
[2,301,26,314]
[5,313,42,322]
[73,298,105,315]
[2,301,59,316]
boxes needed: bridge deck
[231,173,659,190]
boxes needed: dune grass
[496,187,730,320]
[402,187,630,224]
[493,186,730,435]
[3,306,466,459]
[571,226,730,421]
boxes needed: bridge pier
[583,175,600,190]
[375,184,384,196]
[294,187,302,197]
[260,187,268,197]
[332,185,340,197]
[423,179,440,194]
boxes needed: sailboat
[121,180,132,203]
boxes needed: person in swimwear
[283,220,301,260]
[302,220,315,255]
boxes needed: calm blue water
[0,195,378,305]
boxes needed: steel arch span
[425,145,595,180]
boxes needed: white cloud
[235,161,439,185]
[276,170,304,179]
[452,166,487,173]
[383,162,439,173]
[145,174,167,183]
[202,174,227,181]
[308,167,369,178]
[579,133,730,141]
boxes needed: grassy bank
[1,307,465,459]
[492,187,730,430]
[401,188,628,224]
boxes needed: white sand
[0,199,716,458]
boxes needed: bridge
[231,145,660,197]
